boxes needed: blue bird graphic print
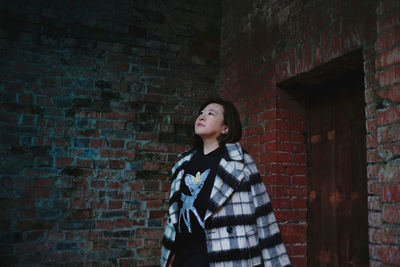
[178,169,210,233]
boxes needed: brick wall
[220,0,400,266]
[0,0,219,265]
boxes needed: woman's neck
[202,139,220,155]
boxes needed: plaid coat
[161,142,291,267]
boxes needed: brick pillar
[371,0,400,266]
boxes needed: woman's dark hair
[192,97,242,147]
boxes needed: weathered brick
[376,47,400,70]
[382,184,400,202]
[381,245,400,265]
[382,204,400,223]
[376,27,400,51]
[379,160,400,183]
[109,160,125,169]
[376,84,400,102]
[377,65,400,87]
[377,106,400,126]
[382,225,400,245]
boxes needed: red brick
[292,197,307,209]
[128,182,143,190]
[275,210,306,221]
[304,39,312,70]
[143,181,160,191]
[368,165,380,179]
[280,224,307,243]
[369,228,382,243]
[109,160,125,169]
[128,240,143,248]
[382,185,400,202]
[378,0,400,15]
[135,228,163,238]
[95,120,125,129]
[90,200,106,209]
[367,148,381,163]
[144,238,160,248]
[132,219,145,226]
[263,175,291,185]
[365,111,377,128]
[146,200,163,209]
[261,110,277,121]
[369,244,382,261]
[96,220,114,229]
[115,218,132,228]
[365,73,379,89]
[293,154,306,164]
[136,248,161,256]
[71,199,86,209]
[376,84,400,102]
[292,245,307,256]
[379,143,400,160]
[369,196,381,210]
[369,180,382,195]
[367,133,378,148]
[378,106,400,126]
[293,175,307,186]
[261,152,292,163]
[91,180,105,188]
[56,157,73,167]
[109,181,122,189]
[289,257,306,267]
[313,45,322,66]
[76,159,91,168]
[382,225,400,245]
[378,124,400,143]
[381,245,400,265]
[90,139,107,148]
[109,139,124,148]
[245,124,265,136]
[376,47,400,70]
[369,211,382,227]
[270,198,291,209]
[332,35,341,58]
[142,161,159,171]
[376,27,400,51]
[149,210,167,218]
[108,200,123,209]
[377,65,400,87]
[382,205,400,223]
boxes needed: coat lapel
[204,142,245,221]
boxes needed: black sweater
[173,145,225,267]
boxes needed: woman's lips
[197,123,204,127]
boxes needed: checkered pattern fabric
[161,143,291,267]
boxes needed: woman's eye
[209,112,215,116]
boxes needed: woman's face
[195,103,228,142]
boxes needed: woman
[161,98,291,267]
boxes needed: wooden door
[307,73,368,267]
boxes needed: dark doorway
[278,50,369,267]
[306,72,368,266]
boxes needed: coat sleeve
[244,153,292,267]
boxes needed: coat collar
[170,142,246,224]
[177,142,244,161]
